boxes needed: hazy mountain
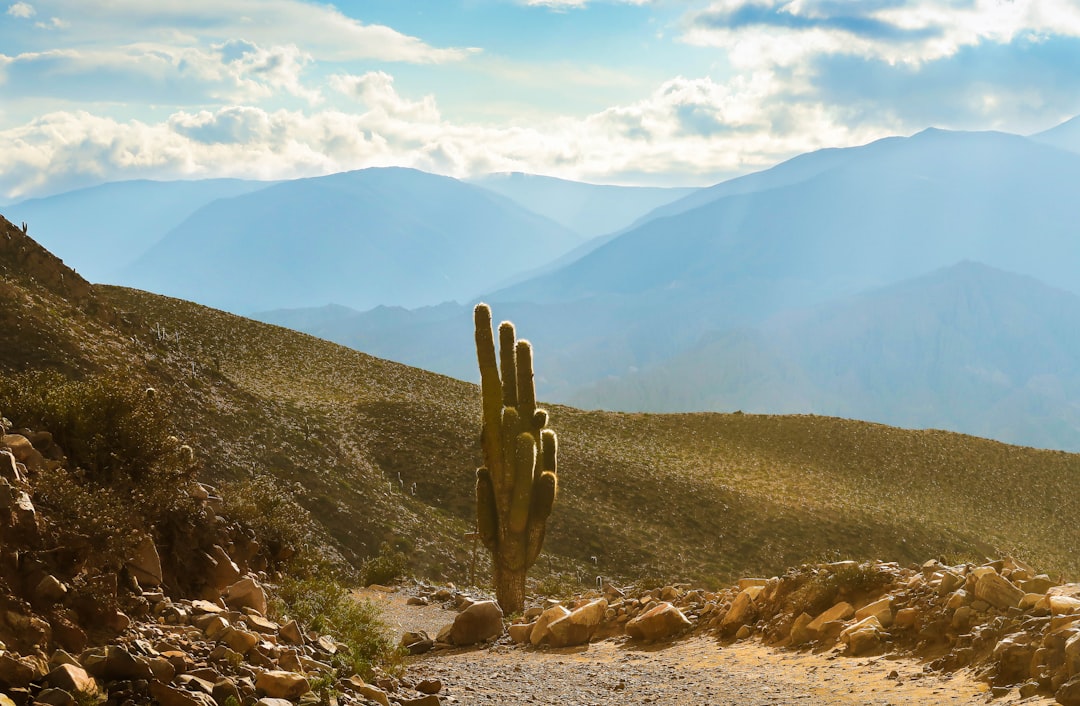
[1030,114,1080,154]
[573,262,1080,450]
[3,178,273,281]
[469,172,697,238]
[119,167,585,314]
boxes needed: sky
[2,0,1080,201]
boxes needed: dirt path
[359,588,1054,705]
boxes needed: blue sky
[2,0,1080,200]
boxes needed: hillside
[3,215,1080,590]
[572,262,1080,451]
[117,167,584,314]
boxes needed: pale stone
[626,602,691,642]
[841,616,883,656]
[45,664,98,699]
[220,627,259,655]
[1051,596,1080,616]
[737,578,768,590]
[855,597,893,628]
[255,670,309,699]
[1,434,43,470]
[279,619,304,645]
[126,535,163,588]
[547,598,607,647]
[224,577,268,615]
[447,600,503,646]
[720,589,758,632]
[508,622,535,644]
[789,612,815,645]
[807,602,855,634]
[893,607,919,629]
[530,605,571,646]
[975,572,1025,610]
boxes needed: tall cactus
[473,303,557,613]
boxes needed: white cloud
[524,0,652,8]
[6,2,34,18]
[15,0,476,64]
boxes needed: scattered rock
[626,602,692,642]
[547,598,607,647]
[446,600,503,646]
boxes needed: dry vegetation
[2,214,1078,596]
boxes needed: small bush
[269,575,400,678]
[787,561,893,616]
[360,541,408,587]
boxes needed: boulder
[626,602,692,642]
[547,598,607,647]
[807,601,855,634]
[0,450,23,484]
[45,664,98,699]
[840,616,884,656]
[84,645,154,681]
[530,605,572,646]
[220,627,260,655]
[150,680,217,706]
[206,545,242,591]
[855,596,894,628]
[126,535,163,588]
[224,577,268,615]
[279,619,304,645]
[1,434,43,470]
[508,622,535,644]
[975,572,1025,610]
[789,612,815,645]
[1058,676,1080,706]
[255,670,310,699]
[720,589,759,632]
[447,600,503,646]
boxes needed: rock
[0,450,23,484]
[0,653,38,688]
[350,680,390,706]
[975,572,1025,611]
[855,596,893,628]
[1057,676,1080,706]
[937,571,964,596]
[45,664,98,700]
[807,602,855,634]
[1066,632,1080,678]
[126,535,163,588]
[92,645,154,681]
[840,616,884,656]
[245,614,279,634]
[720,589,759,632]
[255,670,310,699]
[1052,597,1080,616]
[893,607,919,629]
[150,680,217,706]
[203,615,230,639]
[446,600,503,646]
[224,577,268,615]
[279,619,303,645]
[207,545,242,591]
[993,634,1035,683]
[626,602,692,642]
[398,696,441,706]
[35,688,75,706]
[735,625,752,639]
[255,700,293,706]
[220,627,260,655]
[401,630,434,654]
[789,612,815,645]
[508,622,535,644]
[1,434,43,470]
[530,605,572,646]
[547,599,607,647]
[416,678,442,694]
[213,678,242,706]
[1022,576,1056,595]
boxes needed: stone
[0,450,23,484]
[975,572,1025,611]
[840,616,884,656]
[398,696,441,706]
[203,616,230,639]
[207,545,242,591]
[220,627,260,655]
[1,435,43,470]
[255,670,310,699]
[401,630,434,655]
[190,599,224,614]
[530,605,572,646]
[245,614,279,634]
[213,678,242,706]
[126,535,163,588]
[735,625,752,639]
[45,664,98,699]
[993,634,1035,683]
[351,680,390,706]
[35,688,75,706]
[720,589,759,632]
[279,619,304,645]
[937,571,964,596]
[150,680,217,706]
[255,700,293,706]
[789,612,815,645]
[94,645,154,681]
[894,607,919,629]
[0,653,40,687]
[447,600,503,646]
[1066,632,1080,678]
[626,602,692,642]
[224,577,268,615]
[855,596,893,628]
[1052,596,1080,616]
[1058,676,1080,706]
[945,589,970,610]
[547,598,608,647]
[416,678,442,694]
[1022,576,1056,595]
[807,602,855,635]
[508,622,535,644]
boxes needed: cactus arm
[508,432,537,534]
[515,340,536,422]
[499,322,518,407]
[476,468,498,552]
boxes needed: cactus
[473,303,557,613]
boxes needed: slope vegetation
[2,215,1079,591]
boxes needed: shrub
[787,561,893,616]
[360,541,408,587]
[269,575,400,678]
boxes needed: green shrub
[787,561,893,616]
[360,541,408,587]
[269,575,400,678]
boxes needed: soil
[359,588,1056,706]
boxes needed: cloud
[6,2,34,18]
[11,0,476,64]
[524,0,652,8]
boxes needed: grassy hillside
[3,215,1079,591]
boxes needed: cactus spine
[474,303,557,613]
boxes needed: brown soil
[360,588,1055,706]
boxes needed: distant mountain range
[257,126,1080,450]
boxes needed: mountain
[572,262,1080,451]
[469,172,697,238]
[1030,113,1080,154]
[118,167,585,314]
[6,214,1080,584]
[4,178,273,281]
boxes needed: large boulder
[626,602,691,641]
[530,605,571,646]
[807,601,855,634]
[547,599,607,647]
[447,600,503,646]
[1,434,43,470]
[720,588,761,633]
[255,671,309,700]
[126,535,163,588]
[224,577,268,615]
[975,572,1025,611]
[840,616,884,656]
